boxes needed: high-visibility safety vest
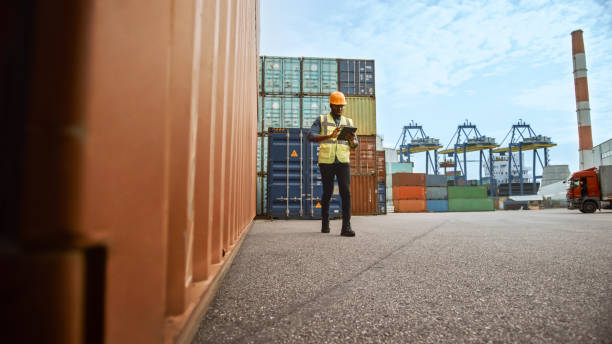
[318,113,354,164]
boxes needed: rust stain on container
[350,175,378,215]
[7,0,260,343]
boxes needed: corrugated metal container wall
[302,95,330,128]
[257,134,268,216]
[281,96,301,128]
[393,200,427,212]
[339,59,376,96]
[378,182,387,214]
[350,135,377,175]
[302,58,338,94]
[6,1,260,343]
[263,56,301,94]
[448,199,495,212]
[427,200,449,212]
[344,97,377,135]
[262,96,282,130]
[351,175,379,215]
[267,128,342,219]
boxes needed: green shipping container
[344,96,376,135]
[447,186,488,199]
[448,198,494,212]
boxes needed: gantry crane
[493,119,557,196]
[394,121,442,175]
[438,120,499,196]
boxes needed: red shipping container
[392,173,426,186]
[350,135,377,175]
[393,200,427,212]
[392,186,426,200]
[350,175,378,215]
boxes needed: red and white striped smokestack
[571,29,594,170]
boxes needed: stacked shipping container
[448,186,495,211]
[385,162,414,212]
[426,175,449,212]
[257,56,379,217]
[392,173,427,212]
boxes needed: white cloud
[514,78,575,112]
[260,0,612,173]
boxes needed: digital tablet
[337,126,357,141]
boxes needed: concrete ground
[194,209,612,344]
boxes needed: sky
[259,0,612,176]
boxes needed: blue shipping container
[268,128,341,219]
[378,182,387,215]
[339,59,375,96]
[427,200,449,212]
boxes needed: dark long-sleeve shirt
[307,114,358,164]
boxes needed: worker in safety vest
[307,91,358,237]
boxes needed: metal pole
[407,146,411,164]
[533,149,537,194]
[434,149,439,175]
[489,149,494,197]
[425,151,429,175]
[463,144,467,184]
[454,146,458,182]
[479,150,483,185]
[544,147,549,166]
[508,146,512,196]
[519,145,524,195]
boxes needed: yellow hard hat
[329,91,347,105]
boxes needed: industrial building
[593,138,612,167]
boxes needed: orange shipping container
[392,186,426,200]
[351,175,378,215]
[393,200,427,212]
[5,1,260,343]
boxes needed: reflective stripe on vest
[318,114,353,164]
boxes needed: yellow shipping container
[344,96,376,135]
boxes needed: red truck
[567,165,612,213]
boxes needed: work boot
[340,223,355,237]
[321,219,330,233]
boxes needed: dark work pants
[319,163,351,225]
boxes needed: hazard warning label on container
[315,202,321,208]
[291,150,298,157]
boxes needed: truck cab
[567,166,612,213]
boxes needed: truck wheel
[581,201,597,214]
